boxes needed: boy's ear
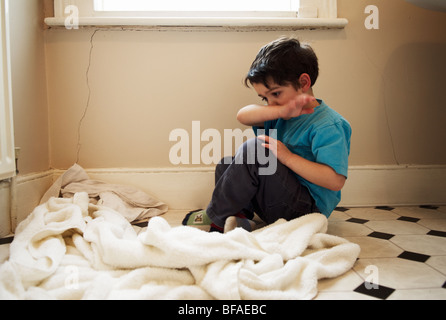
[299,73,312,92]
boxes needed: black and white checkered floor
[1,205,445,300]
[318,205,446,300]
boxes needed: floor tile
[0,236,13,245]
[354,281,395,300]
[419,205,440,210]
[392,207,446,219]
[334,207,350,212]
[328,210,351,222]
[387,288,446,300]
[375,206,395,211]
[318,269,364,292]
[346,218,369,224]
[391,234,446,256]
[344,236,403,259]
[365,219,429,235]
[354,258,445,290]
[417,219,446,232]
[345,207,400,221]
[425,256,446,275]
[397,216,420,223]
[398,251,430,263]
[367,231,394,240]
[428,230,446,238]
[327,221,373,237]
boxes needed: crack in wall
[76,29,99,164]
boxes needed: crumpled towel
[40,164,168,222]
[0,193,360,300]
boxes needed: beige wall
[2,0,445,236]
[14,0,446,173]
[44,0,446,170]
[9,0,50,175]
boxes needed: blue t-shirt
[253,100,351,218]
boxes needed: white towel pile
[0,192,360,300]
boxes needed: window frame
[0,0,16,180]
[46,0,348,29]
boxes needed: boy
[183,37,351,233]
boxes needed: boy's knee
[218,156,234,167]
[234,138,260,163]
[240,137,263,153]
[233,138,277,176]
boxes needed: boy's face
[252,82,302,107]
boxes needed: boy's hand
[258,135,293,166]
[279,94,316,120]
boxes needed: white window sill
[44,17,348,30]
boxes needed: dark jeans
[206,138,318,227]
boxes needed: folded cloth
[0,193,360,300]
[40,164,168,222]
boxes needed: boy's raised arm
[237,94,316,127]
[236,104,282,127]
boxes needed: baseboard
[0,181,12,237]
[341,165,446,207]
[14,171,55,229]
[80,165,446,210]
[0,170,54,236]
[7,165,446,235]
[82,167,216,210]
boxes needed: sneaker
[182,209,212,231]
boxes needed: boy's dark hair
[244,37,319,89]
